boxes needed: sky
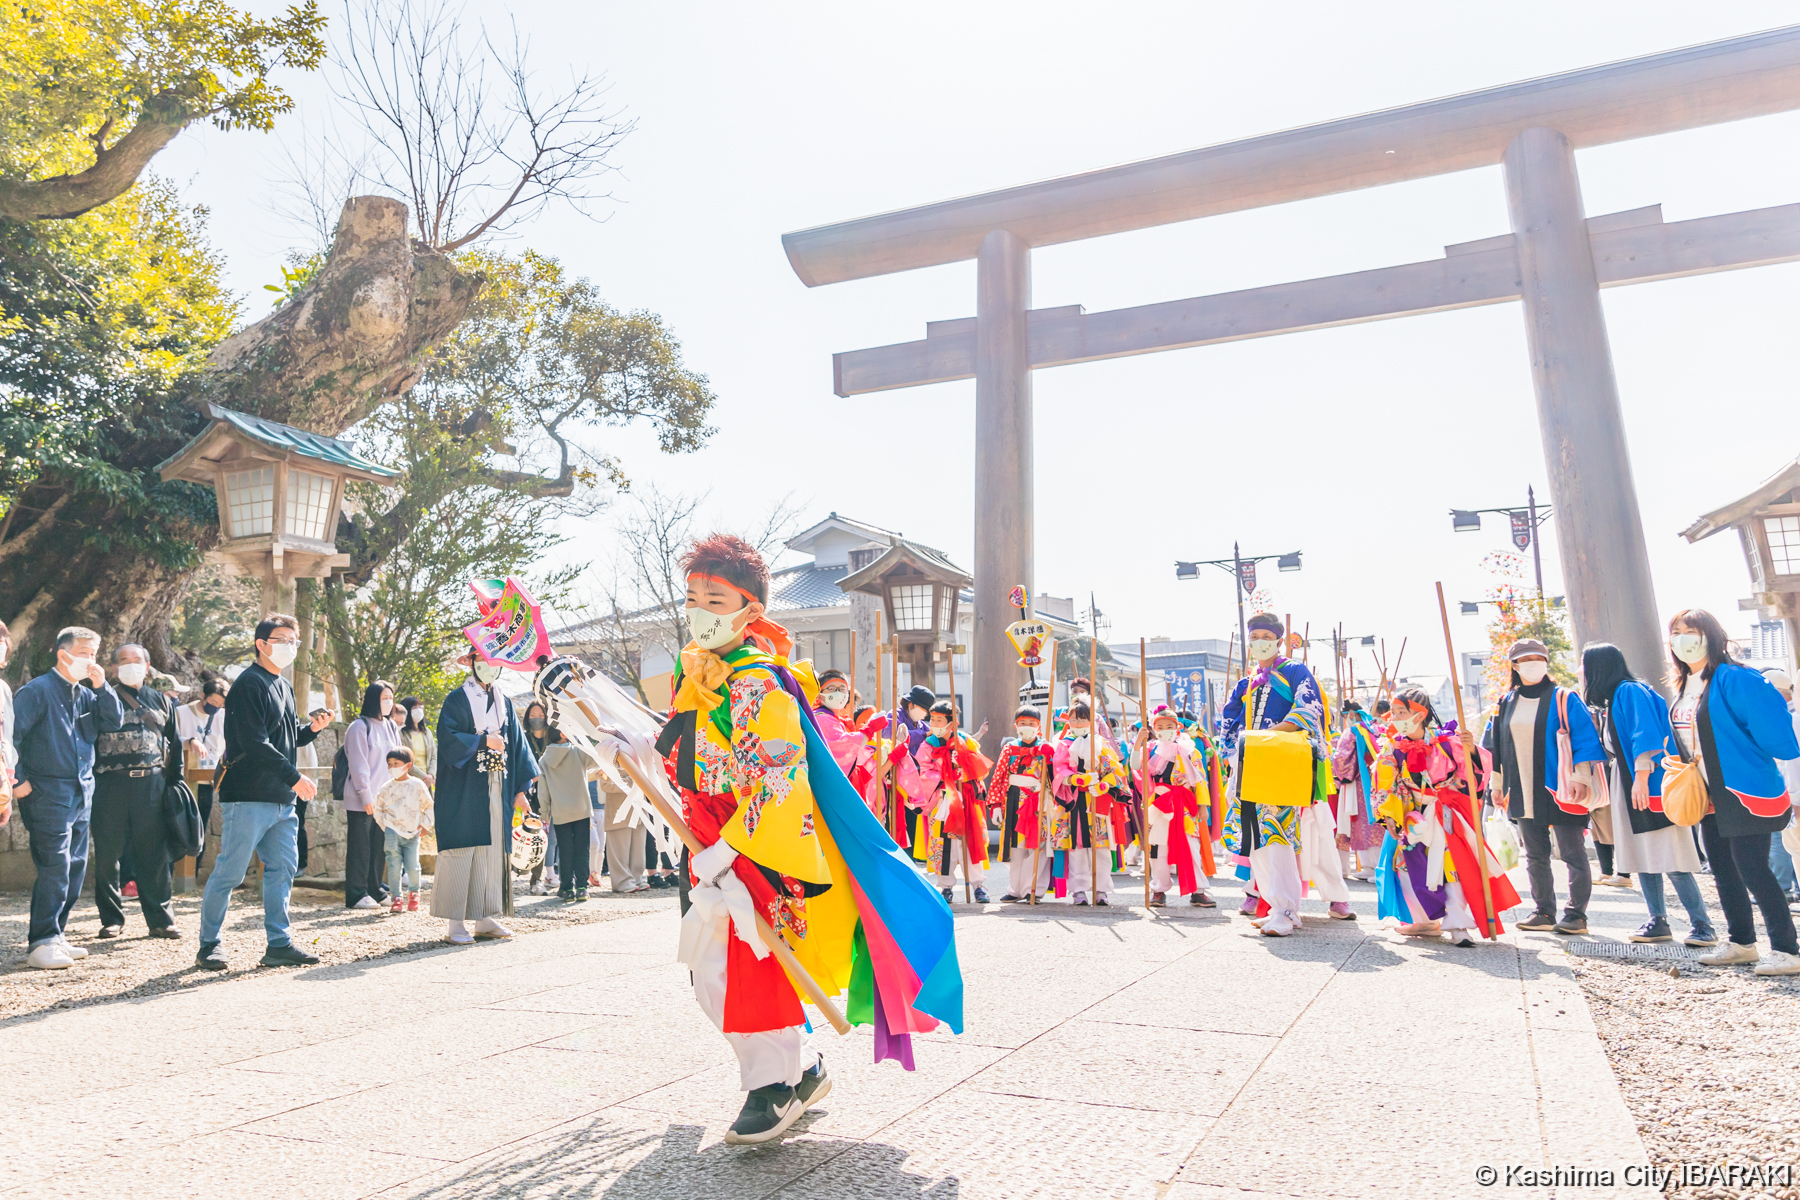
[157,1,1800,685]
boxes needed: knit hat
[1507,638,1550,661]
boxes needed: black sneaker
[724,1083,803,1145]
[795,1054,832,1111]
[260,942,321,967]
[940,887,953,902]
[973,886,990,904]
[1553,916,1588,936]
[999,893,1021,902]
[1630,918,1673,944]
[195,942,228,971]
[1517,912,1558,931]
[575,888,589,901]
[648,875,670,889]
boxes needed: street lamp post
[1451,486,1555,616]
[1175,546,1303,674]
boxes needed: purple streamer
[869,966,916,1071]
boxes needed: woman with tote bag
[1580,643,1716,947]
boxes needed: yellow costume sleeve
[720,668,833,885]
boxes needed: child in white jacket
[372,746,434,913]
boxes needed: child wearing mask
[1131,705,1217,908]
[897,699,993,902]
[1052,701,1128,905]
[987,705,1055,901]
[372,746,434,912]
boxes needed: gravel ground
[1571,877,1800,1200]
[0,876,678,1022]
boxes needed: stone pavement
[0,858,1659,1200]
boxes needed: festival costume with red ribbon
[897,733,994,889]
[666,632,962,1091]
[1131,736,1212,898]
[1373,726,1522,940]
[1050,732,1127,902]
[987,736,1056,898]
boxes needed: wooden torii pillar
[784,27,1800,722]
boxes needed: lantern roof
[1682,457,1800,543]
[158,404,400,486]
[838,537,972,597]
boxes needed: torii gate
[783,27,1800,742]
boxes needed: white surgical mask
[1015,724,1039,743]
[379,697,394,716]
[472,660,502,685]
[688,603,747,651]
[265,641,298,670]
[115,662,147,688]
[820,689,849,711]
[65,655,93,680]
[389,765,410,781]
[1394,714,1424,737]
[1247,638,1280,662]
[410,706,425,724]
[928,722,949,739]
[1154,727,1178,742]
[1516,661,1549,686]
[1670,633,1707,665]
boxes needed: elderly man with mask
[13,626,125,969]
[91,644,182,938]
[433,649,539,945]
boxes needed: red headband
[689,572,759,606]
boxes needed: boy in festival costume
[1373,687,1521,945]
[1052,701,1127,905]
[1221,613,1348,936]
[663,535,963,1144]
[988,705,1056,901]
[897,699,993,903]
[1131,705,1218,907]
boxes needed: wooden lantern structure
[1683,457,1800,677]
[158,405,399,612]
[839,539,971,700]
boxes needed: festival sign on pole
[1237,559,1258,594]
[1510,510,1533,551]
[463,577,552,670]
[1006,619,1051,668]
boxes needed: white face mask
[64,654,93,680]
[410,706,425,724]
[472,660,502,685]
[1154,727,1178,742]
[1670,632,1707,665]
[379,697,394,716]
[1247,637,1280,662]
[1516,661,1549,686]
[688,603,748,652]
[928,721,949,739]
[115,662,147,688]
[820,689,849,711]
[1015,724,1039,743]
[389,765,410,781]
[1394,713,1424,737]
[264,641,298,670]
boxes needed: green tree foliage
[316,248,716,707]
[1480,551,1575,700]
[0,0,326,220]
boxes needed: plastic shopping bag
[1484,809,1521,872]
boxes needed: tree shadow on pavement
[395,1114,958,1200]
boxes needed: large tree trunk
[0,197,481,679]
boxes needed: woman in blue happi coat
[1665,609,1799,975]
[1482,638,1605,935]
[1581,643,1716,948]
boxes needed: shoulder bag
[1660,732,1710,827]
[1553,687,1609,814]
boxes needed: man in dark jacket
[196,614,332,970]
[91,643,182,938]
[13,626,124,970]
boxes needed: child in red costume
[897,699,993,903]
[987,705,1056,901]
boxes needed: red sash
[682,789,804,1033]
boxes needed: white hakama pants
[1064,844,1114,901]
[431,773,508,920]
[688,910,816,1091]
[1298,803,1350,903]
[1007,842,1051,897]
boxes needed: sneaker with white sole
[27,943,74,970]
[1684,928,1719,948]
[1754,949,1800,976]
[55,937,89,959]
[1697,941,1760,966]
[351,896,380,910]
[724,1083,803,1145]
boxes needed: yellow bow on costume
[674,644,731,715]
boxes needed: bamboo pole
[1435,582,1499,940]
[1139,637,1153,910]
[584,713,853,1035]
[1031,643,1055,905]
[1088,634,1101,904]
[946,640,974,904]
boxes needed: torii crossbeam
[784,27,1800,737]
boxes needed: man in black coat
[91,644,182,937]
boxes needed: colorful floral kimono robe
[1134,736,1208,896]
[1050,733,1127,851]
[988,739,1054,857]
[1330,716,1386,851]
[897,732,993,875]
[1373,726,1521,934]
